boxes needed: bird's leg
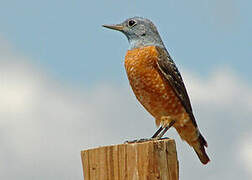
[151,126,164,138]
[152,116,176,139]
[125,118,175,144]
[157,120,175,139]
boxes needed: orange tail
[193,133,210,164]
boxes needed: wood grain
[81,139,179,180]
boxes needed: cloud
[183,68,252,110]
[0,40,251,179]
[0,51,154,180]
[179,68,252,179]
[239,133,252,178]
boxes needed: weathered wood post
[81,138,179,180]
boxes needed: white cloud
[0,51,153,180]
[183,68,252,110]
[239,133,252,178]
[0,39,251,179]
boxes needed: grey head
[103,17,165,50]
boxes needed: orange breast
[124,46,187,126]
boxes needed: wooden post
[81,139,179,180]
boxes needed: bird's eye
[128,20,136,27]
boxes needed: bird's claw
[124,137,170,144]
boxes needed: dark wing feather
[155,46,198,127]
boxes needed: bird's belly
[124,46,186,124]
[127,66,184,119]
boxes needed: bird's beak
[102,24,124,31]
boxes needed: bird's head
[103,17,164,50]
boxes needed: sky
[0,0,251,179]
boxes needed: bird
[103,17,210,164]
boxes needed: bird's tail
[192,133,210,164]
[173,116,210,164]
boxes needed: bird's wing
[155,46,197,127]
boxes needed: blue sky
[0,0,252,180]
[0,0,251,85]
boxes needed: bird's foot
[124,137,170,144]
[124,138,151,144]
